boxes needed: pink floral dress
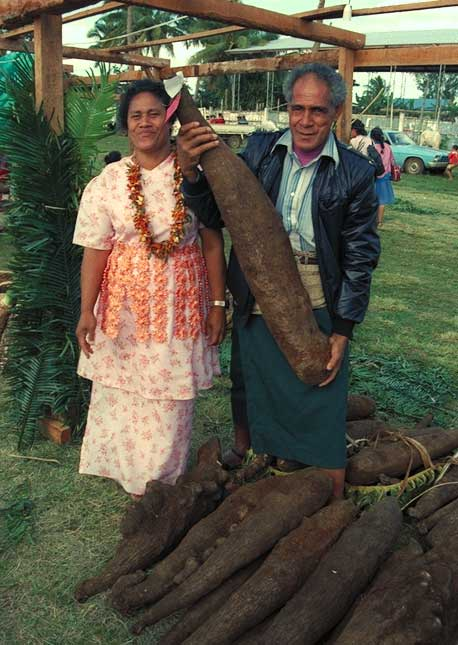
[73,154,220,495]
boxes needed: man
[177,63,380,497]
[444,144,458,180]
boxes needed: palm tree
[87,6,195,58]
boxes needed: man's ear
[334,103,344,120]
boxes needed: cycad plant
[0,55,116,448]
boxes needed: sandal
[222,447,247,469]
[275,458,307,473]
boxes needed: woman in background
[370,126,396,227]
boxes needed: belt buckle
[299,255,307,265]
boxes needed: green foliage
[355,75,392,114]
[0,55,116,448]
[415,72,458,103]
[350,350,456,426]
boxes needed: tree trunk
[176,86,330,385]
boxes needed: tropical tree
[88,6,195,57]
[0,56,117,448]
[355,76,391,114]
[415,72,458,103]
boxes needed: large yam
[131,471,333,634]
[332,545,458,645]
[75,442,228,602]
[425,505,458,549]
[408,464,458,520]
[159,560,263,645]
[176,86,329,384]
[112,469,326,614]
[259,498,402,645]
[346,428,458,485]
[183,501,356,645]
[346,395,376,421]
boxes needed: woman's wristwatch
[210,300,226,308]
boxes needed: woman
[74,80,226,498]
[370,126,396,227]
[350,119,372,155]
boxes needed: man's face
[287,74,343,152]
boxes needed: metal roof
[228,29,458,54]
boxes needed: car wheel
[226,134,243,149]
[404,157,425,175]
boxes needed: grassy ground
[0,171,457,643]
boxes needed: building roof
[228,29,458,55]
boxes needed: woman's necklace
[126,150,186,260]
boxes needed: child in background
[444,144,458,180]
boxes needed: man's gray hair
[283,63,347,108]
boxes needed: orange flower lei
[127,151,186,260]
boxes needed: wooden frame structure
[1,0,458,139]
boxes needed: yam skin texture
[176,86,330,385]
[258,497,402,645]
[159,560,263,645]
[346,395,376,421]
[331,545,458,645]
[74,441,229,602]
[345,419,388,441]
[111,468,332,615]
[408,464,458,520]
[182,500,356,645]
[418,496,458,535]
[130,470,333,634]
[425,504,458,550]
[346,428,458,486]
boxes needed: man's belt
[293,251,319,265]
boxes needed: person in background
[74,79,225,499]
[104,150,122,165]
[370,126,396,227]
[350,119,372,155]
[444,144,458,180]
[179,63,380,498]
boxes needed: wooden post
[337,47,354,143]
[34,14,64,133]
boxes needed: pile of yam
[73,396,458,643]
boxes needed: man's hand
[206,307,226,346]
[319,333,348,387]
[176,122,219,182]
[76,311,96,358]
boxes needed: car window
[387,132,415,145]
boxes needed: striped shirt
[273,130,340,252]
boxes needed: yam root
[75,441,228,602]
[159,560,263,645]
[418,496,458,535]
[183,500,356,645]
[224,453,273,492]
[425,505,458,550]
[112,469,333,615]
[176,86,330,385]
[346,395,376,421]
[346,419,388,441]
[331,545,458,645]
[408,465,458,520]
[130,470,333,634]
[346,428,458,485]
[259,498,402,645]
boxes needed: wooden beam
[0,37,170,67]
[116,0,365,50]
[2,2,123,39]
[352,0,458,17]
[34,14,64,134]
[0,1,96,28]
[162,50,340,78]
[336,48,354,143]
[354,43,458,69]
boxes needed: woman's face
[127,91,170,155]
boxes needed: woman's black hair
[351,119,367,136]
[117,79,175,131]
[370,126,385,150]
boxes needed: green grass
[0,171,457,643]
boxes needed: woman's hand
[206,307,226,346]
[76,311,97,358]
[318,333,348,387]
[176,122,219,182]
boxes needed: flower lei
[127,151,186,260]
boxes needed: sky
[62,0,458,99]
